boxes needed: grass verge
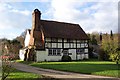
[6,68,42,80]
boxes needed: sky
[0,0,119,40]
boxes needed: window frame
[48,49,61,56]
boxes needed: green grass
[6,68,42,80]
[25,61,120,78]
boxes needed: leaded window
[48,49,61,56]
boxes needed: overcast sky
[0,0,119,40]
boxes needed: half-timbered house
[19,9,89,62]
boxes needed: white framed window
[48,49,52,55]
[48,49,61,56]
[57,49,61,55]
[53,49,56,55]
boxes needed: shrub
[1,55,15,80]
[61,55,72,62]
[88,46,94,58]
[98,48,109,61]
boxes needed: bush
[98,48,104,61]
[61,55,72,62]
[1,55,15,80]
[98,48,109,61]
[88,47,94,58]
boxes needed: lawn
[6,68,42,80]
[24,61,120,78]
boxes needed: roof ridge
[41,19,79,25]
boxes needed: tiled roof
[40,20,89,40]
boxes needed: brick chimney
[29,9,44,50]
[32,9,41,30]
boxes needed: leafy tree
[91,35,98,45]
[2,39,22,59]
[16,29,27,48]
[88,32,100,45]
[1,39,15,80]
[2,56,14,80]
[101,34,120,64]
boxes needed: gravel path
[12,62,120,80]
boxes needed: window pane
[53,49,56,55]
[57,49,61,55]
[48,49,52,55]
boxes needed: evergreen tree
[91,35,97,45]
[110,30,113,40]
[100,33,102,42]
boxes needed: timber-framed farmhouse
[19,9,89,62]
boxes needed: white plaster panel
[19,49,25,61]
[36,50,48,62]
[77,54,84,60]
[69,49,76,60]
[81,44,84,48]
[74,43,76,48]
[58,43,62,48]
[64,39,67,42]
[52,43,56,48]
[58,39,62,42]
[46,38,51,42]
[77,44,80,48]
[25,30,30,47]
[85,49,88,53]
[64,43,69,48]
[36,49,62,62]
[84,54,89,59]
